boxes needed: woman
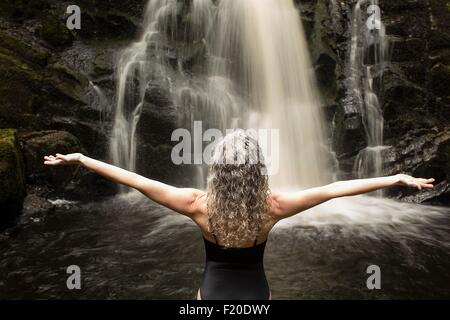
[44,130,434,300]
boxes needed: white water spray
[348,0,390,188]
[208,0,330,189]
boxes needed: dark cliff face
[298,0,450,204]
[0,0,146,208]
[0,0,449,219]
[0,0,191,214]
[381,0,450,204]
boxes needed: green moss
[52,62,88,87]
[0,52,43,127]
[0,30,50,66]
[0,129,26,217]
[0,52,43,84]
[40,18,74,47]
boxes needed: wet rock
[400,180,450,204]
[0,52,42,129]
[394,62,428,85]
[382,127,450,204]
[75,0,145,21]
[0,30,50,66]
[18,129,116,201]
[391,38,427,63]
[382,69,432,139]
[0,0,141,206]
[38,16,75,47]
[381,1,428,13]
[315,53,339,107]
[76,11,138,40]
[134,77,187,183]
[48,117,109,159]
[137,101,177,146]
[383,6,430,39]
[21,193,55,219]
[20,130,84,188]
[333,94,367,158]
[90,52,114,78]
[0,43,91,131]
[63,168,117,201]
[43,62,89,106]
[179,41,208,74]
[429,63,450,97]
[428,0,450,50]
[301,0,341,109]
[0,129,26,219]
[136,142,192,186]
[430,49,450,66]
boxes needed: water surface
[1,193,449,299]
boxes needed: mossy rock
[39,17,74,47]
[0,30,50,66]
[20,130,83,188]
[0,129,26,219]
[0,52,43,128]
[44,62,89,105]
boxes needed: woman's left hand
[44,153,83,166]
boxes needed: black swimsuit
[199,234,270,300]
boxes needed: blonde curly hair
[206,130,271,248]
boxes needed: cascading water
[107,0,450,228]
[206,0,330,189]
[110,0,216,190]
[110,0,181,178]
[113,0,331,190]
[348,0,390,192]
[88,81,112,132]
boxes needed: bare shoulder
[267,192,284,219]
[191,189,207,216]
[189,191,209,232]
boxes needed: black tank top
[200,234,270,300]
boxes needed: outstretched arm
[270,174,435,219]
[44,153,205,217]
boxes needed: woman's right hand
[44,153,83,166]
[396,174,435,190]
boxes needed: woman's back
[199,229,270,300]
[194,199,277,300]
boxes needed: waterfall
[110,0,180,176]
[110,0,330,190]
[88,81,112,132]
[347,0,390,193]
[207,0,330,189]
